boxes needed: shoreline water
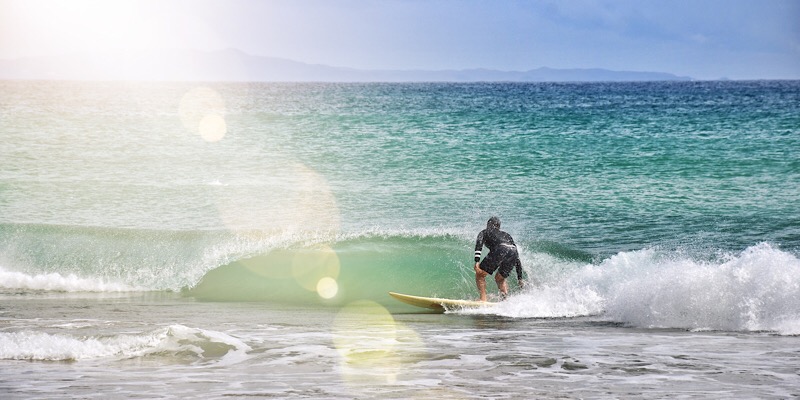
[1,290,798,399]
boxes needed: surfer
[474,216,524,301]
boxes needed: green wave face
[188,235,479,307]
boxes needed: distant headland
[0,48,692,82]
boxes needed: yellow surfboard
[388,292,496,311]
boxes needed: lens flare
[198,113,226,142]
[316,277,338,299]
[178,86,226,142]
[284,163,341,234]
[291,245,341,292]
[237,251,294,281]
[215,162,341,235]
[332,301,427,388]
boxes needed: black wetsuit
[474,228,523,280]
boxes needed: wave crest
[0,267,139,292]
[486,243,800,335]
[604,243,800,334]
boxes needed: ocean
[1,80,798,398]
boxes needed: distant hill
[0,48,692,82]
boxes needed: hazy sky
[1,0,798,80]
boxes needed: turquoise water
[1,81,799,398]
[1,81,798,292]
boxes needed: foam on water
[603,243,800,334]
[0,324,251,363]
[0,266,139,292]
[477,243,800,335]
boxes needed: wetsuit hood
[487,216,501,230]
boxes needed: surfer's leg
[494,273,508,299]
[474,264,489,302]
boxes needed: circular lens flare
[332,301,427,388]
[317,277,338,299]
[198,113,226,142]
[291,245,341,292]
[178,86,226,142]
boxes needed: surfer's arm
[515,258,525,287]
[474,230,485,262]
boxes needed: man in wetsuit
[474,216,524,301]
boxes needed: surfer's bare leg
[495,274,508,299]
[474,263,488,302]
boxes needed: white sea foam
[480,285,605,319]
[481,243,800,335]
[0,267,138,292]
[0,330,161,361]
[0,324,251,363]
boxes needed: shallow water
[1,291,798,399]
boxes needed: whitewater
[1,81,798,398]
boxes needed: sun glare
[3,0,227,63]
[7,1,154,56]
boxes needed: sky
[1,0,798,80]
